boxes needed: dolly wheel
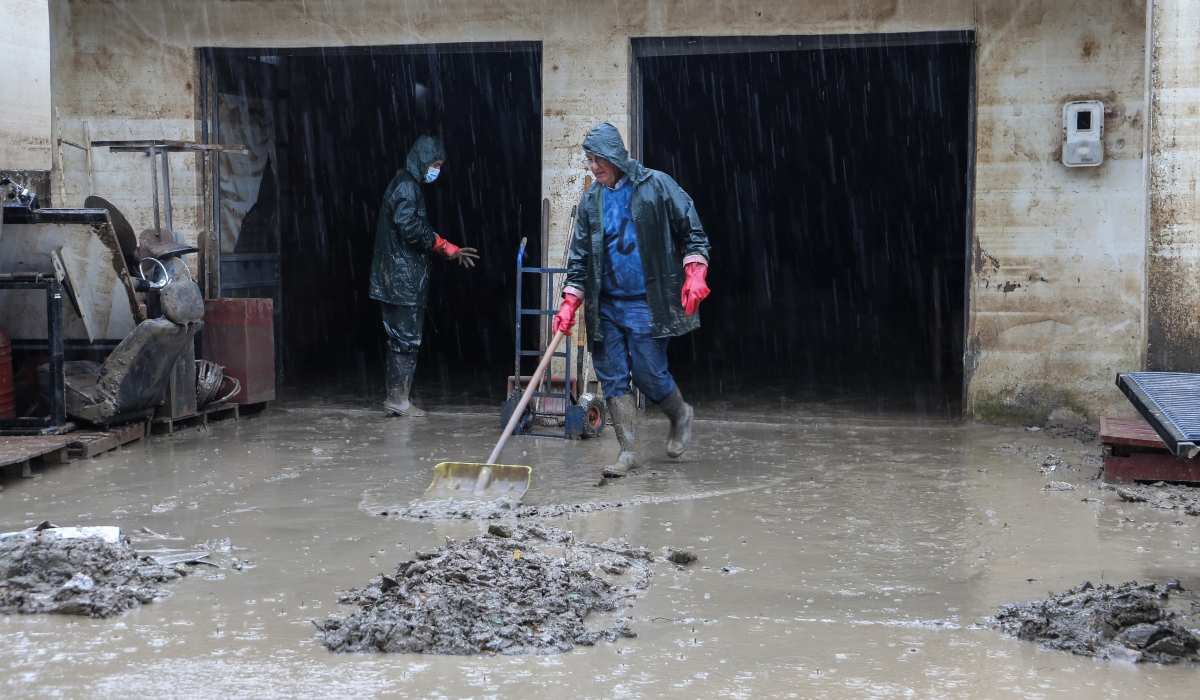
[519,405,536,434]
[578,393,605,439]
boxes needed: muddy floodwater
[2,394,1199,698]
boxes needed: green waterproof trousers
[380,303,424,354]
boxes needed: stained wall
[1,0,52,170]
[43,0,1155,420]
[1146,0,1200,374]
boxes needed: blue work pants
[591,296,676,403]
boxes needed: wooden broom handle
[488,330,566,465]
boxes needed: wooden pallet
[0,435,72,487]
[1100,416,1200,484]
[67,421,147,459]
[150,403,239,436]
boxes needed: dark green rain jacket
[565,123,710,342]
[369,135,447,309]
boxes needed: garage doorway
[633,33,975,414]
[201,43,542,404]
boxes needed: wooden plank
[0,436,73,468]
[67,421,146,459]
[149,403,237,436]
[43,447,69,464]
[1099,417,1169,449]
[1103,451,1200,484]
[3,459,32,478]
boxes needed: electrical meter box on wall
[1062,101,1104,167]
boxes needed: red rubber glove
[681,262,710,316]
[432,235,479,267]
[552,294,582,336]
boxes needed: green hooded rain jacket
[565,123,710,343]
[369,135,447,310]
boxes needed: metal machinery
[1099,372,1200,484]
[501,237,604,440]
[1,179,89,434]
[90,140,251,421]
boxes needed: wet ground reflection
[1,396,1197,697]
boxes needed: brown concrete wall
[46,0,1153,421]
[967,0,1147,423]
[1146,0,1200,373]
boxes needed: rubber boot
[384,351,426,417]
[602,394,640,477]
[658,386,693,458]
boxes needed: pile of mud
[384,497,624,521]
[320,522,665,655]
[995,581,1200,663]
[0,532,187,617]
[370,483,774,521]
[1113,483,1200,516]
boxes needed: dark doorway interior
[637,39,973,414]
[209,45,542,404]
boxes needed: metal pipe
[150,146,160,230]
[47,282,66,429]
[515,238,525,394]
[83,121,93,196]
[161,149,173,232]
[54,107,66,206]
[0,272,52,282]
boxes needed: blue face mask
[424,167,440,183]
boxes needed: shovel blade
[424,462,531,502]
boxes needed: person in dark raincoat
[369,135,478,416]
[553,123,711,477]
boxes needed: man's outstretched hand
[433,236,480,268]
[681,262,710,316]
[553,294,583,336]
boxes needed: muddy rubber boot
[658,386,693,458]
[602,394,640,478]
[384,351,426,417]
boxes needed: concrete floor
[1,395,1198,698]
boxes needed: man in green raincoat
[553,123,711,477]
[369,135,478,416]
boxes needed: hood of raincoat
[405,135,446,182]
[582,123,647,183]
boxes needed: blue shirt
[599,177,646,298]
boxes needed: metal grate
[1116,372,1200,458]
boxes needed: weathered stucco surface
[1146,0,1200,373]
[1,0,52,169]
[44,0,1156,421]
[967,0,1147,423]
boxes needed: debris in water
[667,548,697,565]
[0,531,189,618]
[320,523,660,655]
[1112,483,1200,516]
[1039,455,1068,474]
[1043,481,1077,492]
[150,551,211,566]
[993,580,1200,663]
[1043,421,1099,445]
